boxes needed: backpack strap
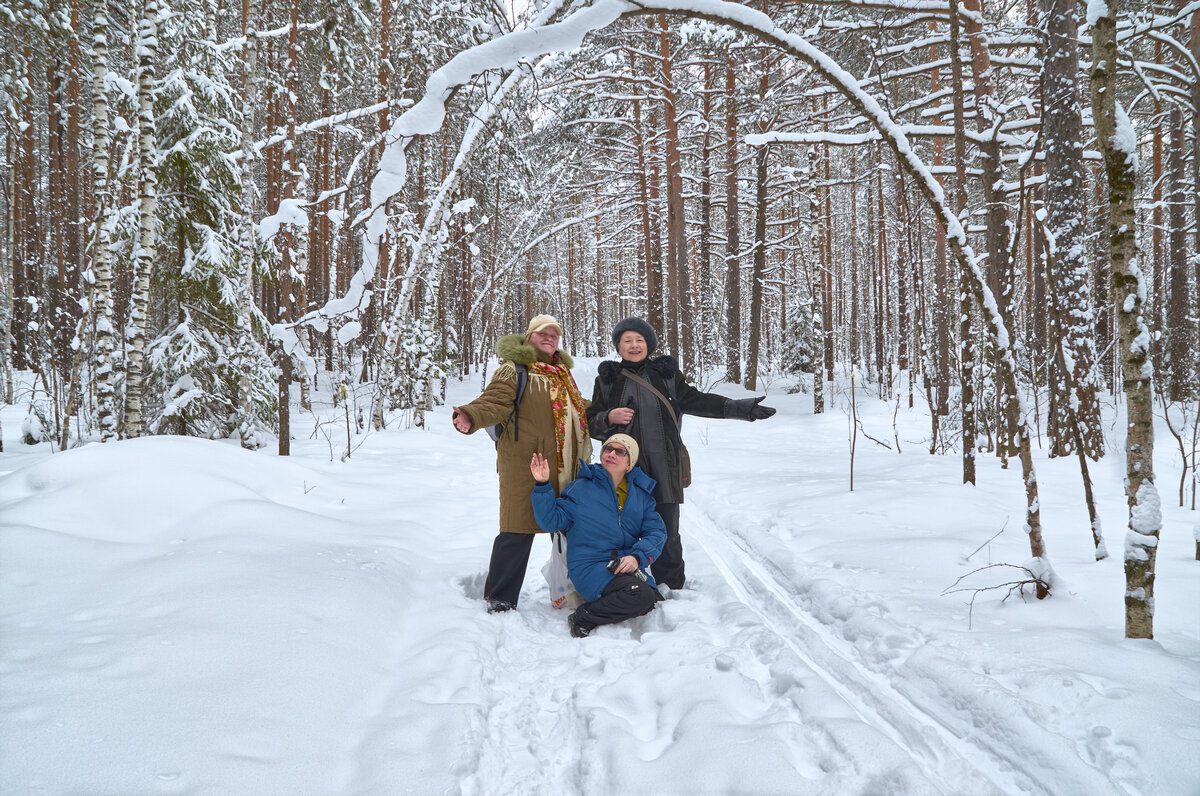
[489,364,528,446]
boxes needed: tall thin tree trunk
[808,145,824,414]
[658,18,692,368]
[123,0,160,439]
[235,0,261,448]
[1164,104,1192,400]
[91,3,117,440]
[698,62,715,370]
[746,142,768,391]
[1043,0,1104,457]
[723,56,742,383]
[949,0,975,484]
[1090,0,1160,639]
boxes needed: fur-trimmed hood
[597,355,678,382]
[496,333,575,368]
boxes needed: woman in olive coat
[453,315,592,612]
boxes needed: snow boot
[567,611,591,638]
[487,600,515,614]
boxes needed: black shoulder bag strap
[624,369,691,487]
[623,370,680,431]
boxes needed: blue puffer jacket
[531,461,667,602]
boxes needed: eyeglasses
[601,444,629,458]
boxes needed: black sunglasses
[601,444,629,458]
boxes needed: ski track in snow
[683,494,1126,796]
[4,366,1197,795]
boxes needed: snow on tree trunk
[91,2,117,441]
[1164,104,1194,401]
[124,0,160,440]
[809,145,824,415]
[723,55,742,384]
[1043,0,1104,460]
[746,142,768,392]
[235,0,262,449]
[948,0,975,485]
[1089,0,1161,638]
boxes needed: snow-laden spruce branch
[213,18,329,52]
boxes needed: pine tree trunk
[810,146,824,414]
[949,0,975,484]
[1164,105,1192,400]
[632,89,655,329]
[698,62,715,369]
[723,57,742,383]
[821,96,834,383]
[895,169,910,403]
[658,18,692,368]
[235,0,260,448]
[1043,0,1104,458]
[746,143,768,391]
[1090,0,1160,639]
[123,0,159,440]
[1193,11,1200,377]
[930,39,950,418]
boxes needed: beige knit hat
[525,314,563,338]
[603,433,639,468]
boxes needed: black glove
[725,396,776,421]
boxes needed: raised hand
[530,452,551,483]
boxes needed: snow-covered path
[2,363,1199,794]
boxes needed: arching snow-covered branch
[352,0,1054,587]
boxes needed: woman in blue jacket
[530,434,666,638]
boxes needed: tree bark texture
[1042,0,1104,459]
[123,0,160,439]
[1090,0,1161,639]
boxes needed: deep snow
[1,360,1198,795]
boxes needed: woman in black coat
[586,317,775,590]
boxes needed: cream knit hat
[525,314,563,338]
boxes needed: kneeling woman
[530,434,666,637]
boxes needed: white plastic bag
[542,532,583,610]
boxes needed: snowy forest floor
[1,360,1199,796]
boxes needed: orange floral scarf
[528,361,588,473]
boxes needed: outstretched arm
[452,365,518,435]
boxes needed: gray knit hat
[611,317,658,355]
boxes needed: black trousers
[649,502,684,590]
[573,574,660,630]
[483,532,535,606]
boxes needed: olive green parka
[455,334,593,533]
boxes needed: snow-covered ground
[2,360,1198,795]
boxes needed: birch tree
[1089,0,1161,639]
[124,0,160,439]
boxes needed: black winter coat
[587,356,729,504]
